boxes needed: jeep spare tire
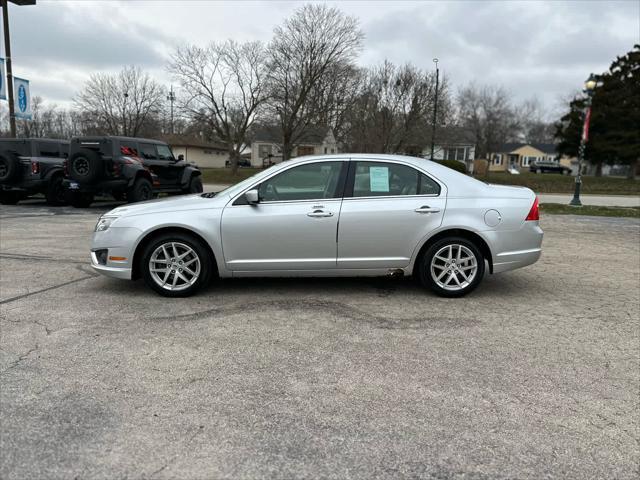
[69,148,104,184]
[0,151,21,184]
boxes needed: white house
[250,126,338,167]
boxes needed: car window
[139,143,158,160]
[120,141,139,157]
[352,161,440,197]
[37,142,59,157]
[258,161,343,202]
[156,145,174,161]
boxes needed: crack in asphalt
[0,252,88,265]
[146,426,204,479]
[0,342,39,375]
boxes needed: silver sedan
[90,154,543,297]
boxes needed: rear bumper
[64,178,128,193]
[1,178,46,193]
[486,221,543,274]
[493,247,541,273]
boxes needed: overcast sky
[2,0,639,119]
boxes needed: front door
[139,143,181,187]
[221,160,347,271]
[337,160,446,269]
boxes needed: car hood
[107,193,228,217]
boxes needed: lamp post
[167,85,175,135]
[429,58,439,161]
[1,0,36,138]
[569,73,598,206]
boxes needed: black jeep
[63,136,203,207]
[0,138,69,206]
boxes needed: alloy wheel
[430,244,478,291]
[148,242,201,291]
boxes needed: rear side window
[139,143,158,160]
[37,142,60,157]
[351,161,440,197]
[0,141,30,156]
[119,141,139,157]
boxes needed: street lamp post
[429,58,439,161]
[569,74,598,207]
[167,85,175,135]
[1,0,36,138]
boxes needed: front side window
[352,161,440,197]
[258,161,344,202]
[139,144,158,160]
[156,145,174,161]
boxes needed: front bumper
[90,226,142,280]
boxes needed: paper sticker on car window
[369,166,389,192]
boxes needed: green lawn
[540,203,640,218]
[477,171,639,195]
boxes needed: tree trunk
[228,149,239,175]
[281,133,293,161]
[595,162,603,177]
[627,157,638,180]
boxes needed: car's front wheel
[141,233,213,297]
[419,237,485,297]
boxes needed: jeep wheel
[141,232,213,297]
[0,151,21,184]
[69,148,104,184]
[0,190,21,205]
[186,175,203,194]
[127,177,153,203]
[67,191,94,208]
[45,174,67,206]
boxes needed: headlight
[95,216,116,232]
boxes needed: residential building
[250,126,338,167]
[488,143,558,172]
[420,126,476,173]
[165,137,229,168]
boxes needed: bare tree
[516,97,555,144]
[456,83,519,161]
[75,65,165,137]
[169,40,267,173]
[266,4,364,160]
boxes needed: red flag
[582,106,592,142]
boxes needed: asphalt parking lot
[1,198,639,479]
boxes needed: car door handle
[307,210,333,218]
[415,206,440,214]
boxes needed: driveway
[1,201,639,479]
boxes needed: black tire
[140,232,213,297]
[66,191,94,208]
[419,237,485,298]
[186,175,203,194]
[45,174,67,206]
[0,151,21,184]
[68,148,104,184]
[0,190,21,205]
[127,177,153,203]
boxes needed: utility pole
[167,85,175,134]
[429,58,439,161]
[1,0,36,138]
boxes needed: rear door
[337,159,446,269]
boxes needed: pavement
[204,183,640,207]
[1,200,639,479]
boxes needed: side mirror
[244,189,259,205]
[177,154,184,161]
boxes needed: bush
[436,160,467,174]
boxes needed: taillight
[31,161,40,174]
[525,197,540,221]
[63,160,68,176]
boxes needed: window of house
[493,154,502,165]
[522,156,537,167]
[330,148,335,154]
[324,147,328,154]
[352,161,440,197]
[258,161,344,202]
[139,144,158,160]
[258,144,272,159]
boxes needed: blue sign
[13,77,31,119]
[18,84,27,112]
[0,58,5,101]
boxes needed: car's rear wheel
[141,233,213,297]
[45,174,67,206]
[0,151,20,184]
[419,237,485,297]
[127,177,153,203]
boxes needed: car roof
[0,137,69,145]
[71,136,167,145]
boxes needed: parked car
[89,154,543,298]
[225,158,251,168]
[63,136,203,208]
[529,160,572,175]
[0,138,69,206]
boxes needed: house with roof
[420,126,476,173]
[488,143,558,172]
[164,136,229,168]
[249,125,338,167]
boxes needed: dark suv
[64,136,203,207]
[529,161,572,175]
[0,138,69,205]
